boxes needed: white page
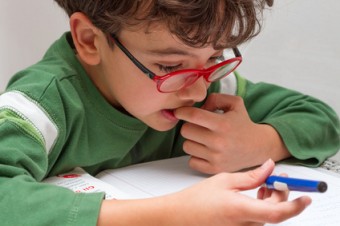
[97,156,340,225]
[43,167,130,199]
[265,164,340,225]
[97,156,207,199]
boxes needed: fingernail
[261,159,273,169]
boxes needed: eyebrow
[145,47,195,57]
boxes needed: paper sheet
[265,165,340,225]
[43,167,129,199]
[97,156,340,225]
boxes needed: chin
[148,121,178,132]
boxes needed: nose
[176,76,208,102]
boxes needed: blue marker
[265,175,328,193]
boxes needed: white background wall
[239,0,340,117]
[1,0,339,159]
[237,0,340,161]
[0,0,68,91]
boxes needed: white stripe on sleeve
[0,91,58,153]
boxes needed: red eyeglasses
[111,35,242,93]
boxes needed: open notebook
[43,156,340,225]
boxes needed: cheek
[100,49,170,116]
[123,81,164,115]
[113,68,166,116]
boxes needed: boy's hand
[174,93,291,174]
[98,159,311,226]
[166,159,311,226]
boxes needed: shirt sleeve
[232,72,340,166]
[0,108,104,226]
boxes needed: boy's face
[90,23,224,131]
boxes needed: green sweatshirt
[0,32,339,226]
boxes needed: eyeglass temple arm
[111,35,155,77]
[232,47,242,58]
[112,34,241,75]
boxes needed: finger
[257,186,267,199]
[187,156,216,174]
[182,139,211,160]
[201,93,242,113]
[180,121,224,151]
[236,194,312,224]
[174,106,223,131]
[258,172,289,201]
[267,189,289,203]
[257,187,272,200]
[227,159,275,190]
[260,187,289,203]
[265,173,289,201]
[264,196,311,223]
[180,121,213,145]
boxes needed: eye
[157,64,182,74]
[209,55,225,63]
[204,55,225,68]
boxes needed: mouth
[161,109,178,122]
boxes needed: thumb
[201,93,234,112]
[228,159,275,191]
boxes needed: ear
[69,12,101,65]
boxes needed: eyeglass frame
[110,34,242,93]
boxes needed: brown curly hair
[54,0,273,49]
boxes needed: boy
[0,0,339,225]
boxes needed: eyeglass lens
[158,60,240,92]
[208,61,240,81]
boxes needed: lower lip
[161,109,178,122]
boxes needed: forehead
[118,23,219,56]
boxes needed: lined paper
[97,156,340,225]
